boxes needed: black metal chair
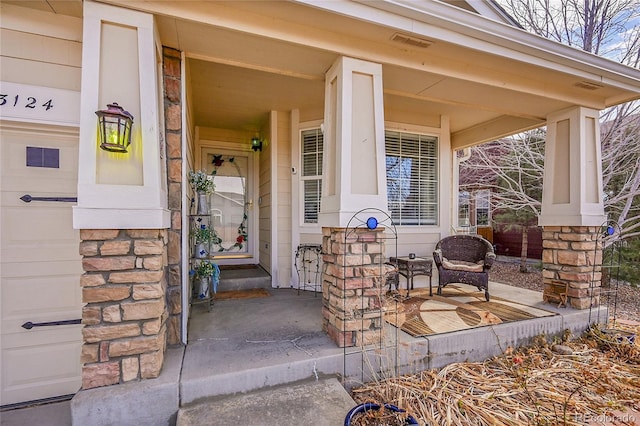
[433,234,496,301]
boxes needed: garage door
[0,122,82,406]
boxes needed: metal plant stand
[294,243,322,295]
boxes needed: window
[386,131,438,225]
[301,128,323,224]
[475,189,490,227]
[300,128,439,226]
[459,191,470,227]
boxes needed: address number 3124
[0,94,54,111]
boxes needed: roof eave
[295,0,640,104]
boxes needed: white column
[73,1,169,230]
[319,57,387,227]
[539,106,605,226]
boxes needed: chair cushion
[442,257,484,273]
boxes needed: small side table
[389,256,433,296]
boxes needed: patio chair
[433,234,496,301]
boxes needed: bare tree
[460,132,545,271]
[468,0,640,245]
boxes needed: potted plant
[194,260,216,299]
[189,170,215,214]
[193,225,213,258]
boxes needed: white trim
[73,207,170,229]
[180,51,189,346]
[296,119,325,231]
[290,109,301,288]
[0,82,80,127]
[270,111,279,288]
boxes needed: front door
[200,147,256,263]
[0,123,82,406]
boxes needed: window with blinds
[386,130,438,225]
[301,128,323,224]
[300,128,438,226]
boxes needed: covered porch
[70,274,606,424]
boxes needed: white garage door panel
[1,204,79,262]
[1,123,82,406]
[2,332,82,405]
[1,272,81,332]
[1,134,78,191]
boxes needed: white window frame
[385,128,440,227]
[294,120,446,232]
[300,127,323,225]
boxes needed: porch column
[319,56,387,226]
[73,1,170,389]
[539,107,605,309]
[320,57,388,346]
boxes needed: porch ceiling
[10,0,639,148]
[148,0,639,148]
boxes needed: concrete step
[217,265,270,291]
[176,377,355,426]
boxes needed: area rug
[214,288,270,300]
[385,285,557,337]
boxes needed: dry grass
[350,329,640,425]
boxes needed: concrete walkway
[177,378,355,426]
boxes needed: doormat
[215,288,270,300]
[385,285,557,337]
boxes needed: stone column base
[541,226,601,309]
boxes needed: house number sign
[0,81,80,126]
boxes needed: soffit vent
[391,33,433,49]
[574,81,604,91]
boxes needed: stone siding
[542,226,601,309]
[163,46,183,345]
[321,227,387,347]
[79,229,168,389]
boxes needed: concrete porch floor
[4,280,606,426]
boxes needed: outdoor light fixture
[251,136,263,152]
[95,102,134,153]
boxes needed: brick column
[321,227,386,347]
[163,46,183,345]
[542,226,601,309]
[79,229,168,389]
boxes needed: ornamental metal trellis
[341,208,400,389]
[589,221,624,332]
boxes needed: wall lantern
[251,136,263,152]
[95,102,134,153]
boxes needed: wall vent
[391,33,432,49]
[574,81,604,91]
